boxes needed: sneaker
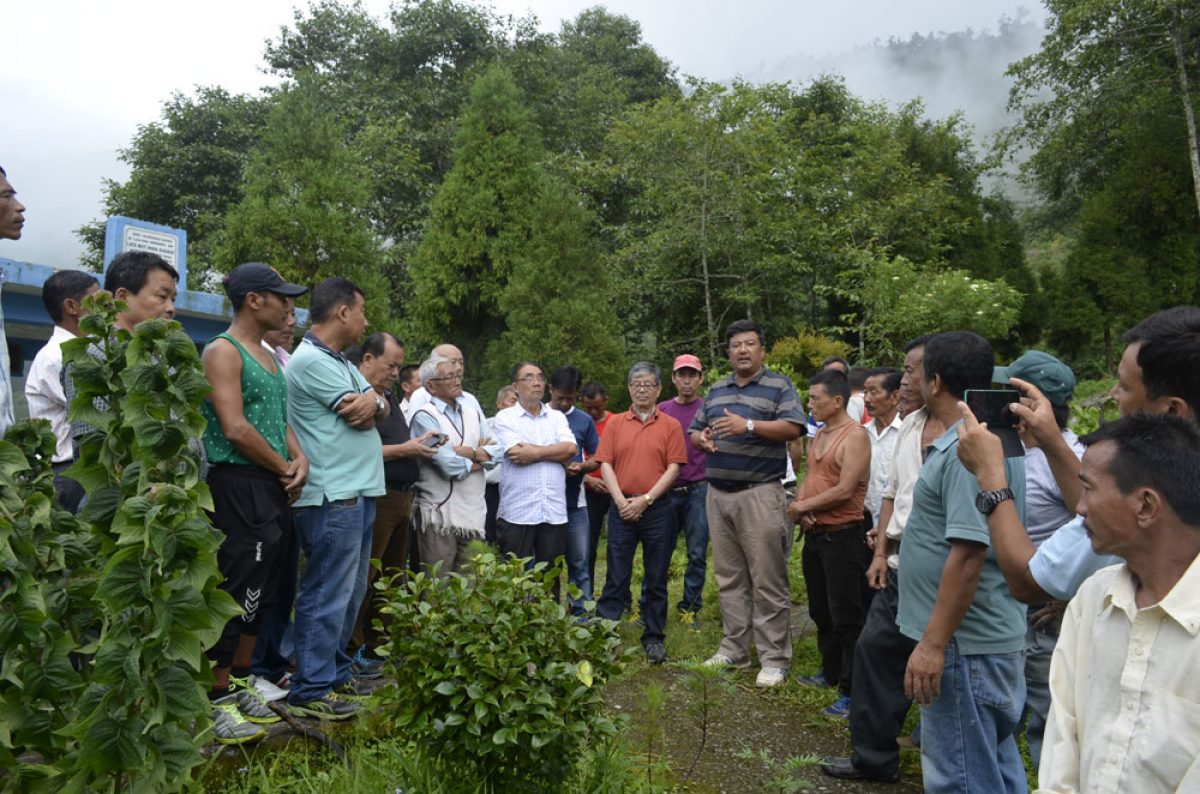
[350,647,384,680]
[231,674,288,704]
[211,702,266,745]
[334,678,374,699]
[824,694,851,717]
[702,653,749,669]
[645,641,667,665]
[287,693,361,721]
[755,667,788,688]
[214,689,280,725]
[797,672,830,688]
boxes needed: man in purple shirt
[658,354,710,626]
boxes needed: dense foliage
[374,552,627,791]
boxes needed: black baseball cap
[223,262,308,300]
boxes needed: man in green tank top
[200,262,309,744]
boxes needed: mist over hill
[741,14,1045,157]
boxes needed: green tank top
[201,332,289,467]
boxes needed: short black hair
[362,331,401,359]
[580,381,607,400]
[904,335,934,353]
[809,368,850,406]
[309,277,364,324]
[869,367,902,394]
[399,364,419,385]
[1081,414,1200,526]
[923,331,994,400]
[1121,306,1200,418]
[42,269,99,324]
[509,360,542,383]
[550,365,583,392]
[821,355,849,372]
[104,251,179,295]
[725,319,765,347]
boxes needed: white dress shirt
[881,407,928,570]
[864,412,903,519]
[1039,552,1200,793]
[492,402,575,525]
[25,325,76,462]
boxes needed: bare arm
[202,341,289,476]
[789,430,870,514]
[905,539,987,705]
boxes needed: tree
[76,88,270,281]
[214,78,390,327]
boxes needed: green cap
[993,350,1076,407]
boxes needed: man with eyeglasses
[691,319,806,688]
[492,362,577,598]
[594,362,688,664]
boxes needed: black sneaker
[645,641,667,665]
[287,693,361,721]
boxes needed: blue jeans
[920,639,1027,794]
[1021,619,1056,769]
[670,483,709,613]
[564,505,592,611]
[289,496,376,704]
[596,499,675,645]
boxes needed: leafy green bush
[0,292,238,792]
[766,331,853,378]
[374,552,627,791]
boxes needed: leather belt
[672,481,704,493]
[806,521,862,536]
[708,480,769,493]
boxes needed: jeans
[1021,619,1057,769]
[801,526,867,694]
[920,639,1027,794]
[564,505,592,611]
[596,499,675,645]
[670,483,709,613]
[585,488,611,589]
[289,496,376,704]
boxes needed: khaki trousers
[708,482,794,668]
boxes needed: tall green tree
[214,78,389,327]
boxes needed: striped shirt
[689,367,805,484]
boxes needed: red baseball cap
[672,354,703,373]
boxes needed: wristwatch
[644,494,655,506]
[374,393,386,416]
[746,419,756,435]
[975,487,1014,516]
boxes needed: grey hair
[419,354,456,387]
[627,361,662,385]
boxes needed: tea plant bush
[374,552,627,792]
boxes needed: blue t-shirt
[563,406,599,508]
[897,421,1028,655]
[286,334,385,507]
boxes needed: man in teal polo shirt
[898,331,1028,793]
[285,277,386,720]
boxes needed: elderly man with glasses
[593,362,688,664]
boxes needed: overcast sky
[2,1,1045,269]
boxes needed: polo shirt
[594,409,688,495]
[492,403,575,525]
[657,397,706,484]
[1024,429,1084,548]
[897,420,1028,655]
[689,367,805,484]
[1029,517,1121,601]
[286,334,385,507]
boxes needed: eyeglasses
[629,382,660,392]
[518,374,546,384]
[429,374,463,382]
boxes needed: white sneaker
[703,653,749,669]
[248,674,289,703]
[756,667,788,688]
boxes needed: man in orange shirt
[593,363,687,664]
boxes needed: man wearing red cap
[658,354,710,627]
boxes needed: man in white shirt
[1032,414,1200,793]
[492,361,577,599]
[863,367,903,524]
[25,269,99,510]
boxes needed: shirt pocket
[1132,688,1200,791]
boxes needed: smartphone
[964,388,1021,428]
[423,432,448,448]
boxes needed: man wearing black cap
[199,262,310,743]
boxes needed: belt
[805,521,862,536]
[672,481,704,493]
[708,480,770,493]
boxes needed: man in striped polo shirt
[691,319,806,687]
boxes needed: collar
[728,366,767,388]
[563,405,576,417]
[929,419,964,453]
[429,394,461,415]
[1100,551,1200,636]
[627,406,660,423]
[869,412,903,438]
[518,402,548,419]
[303,330,348,362]
[50,325,76,342]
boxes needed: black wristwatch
[975,487,1014,516]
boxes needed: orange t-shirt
[593,409,688,495]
